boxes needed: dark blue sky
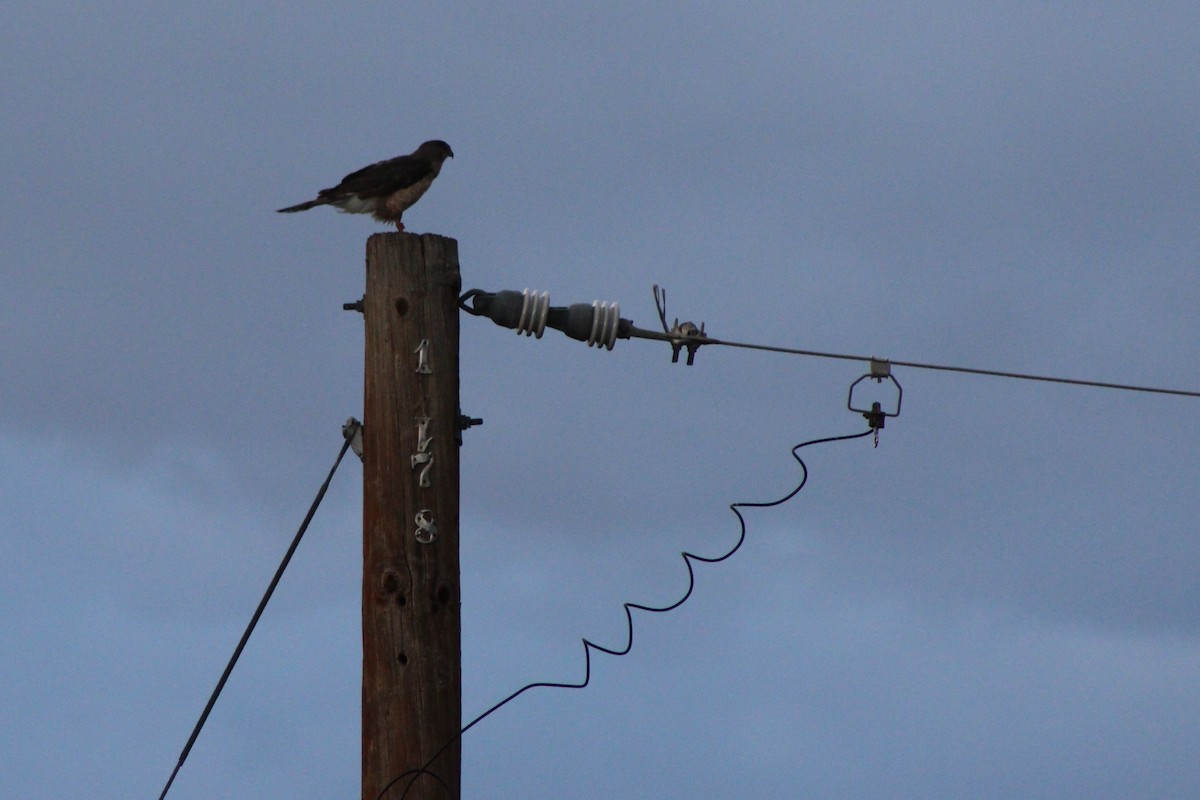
[3,3,1198,798]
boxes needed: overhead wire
[460,287,1200,399]
[155,422,359,800]
[685,335,1200,399]
[376,426,876,800]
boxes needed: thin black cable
[630,328,1200,399]
[378,426,875,800]
[156,428,357,800]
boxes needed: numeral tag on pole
[411,416,434,488]
[414,338,432,374]
[414,509,437,543]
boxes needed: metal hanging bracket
[848,359,902,445]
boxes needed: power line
[692,335,1200,399]
[460,288,1200,399]
[155,421,359,800]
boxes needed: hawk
[277,140,453,231]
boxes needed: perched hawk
[277,140,453,230]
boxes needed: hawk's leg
[394,220,406,232]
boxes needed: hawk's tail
[276,198,325,213]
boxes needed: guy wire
[156,426,357,800]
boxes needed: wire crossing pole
[362,233,462,800]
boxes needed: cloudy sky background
[3,3,1198,798]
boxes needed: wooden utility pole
[361,232,462,800]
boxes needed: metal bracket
[456,408,483,446]
[342,417,364,461]
[848,360,902,445]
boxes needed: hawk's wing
[323,154,434,200]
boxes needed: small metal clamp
[654,285,708,365]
